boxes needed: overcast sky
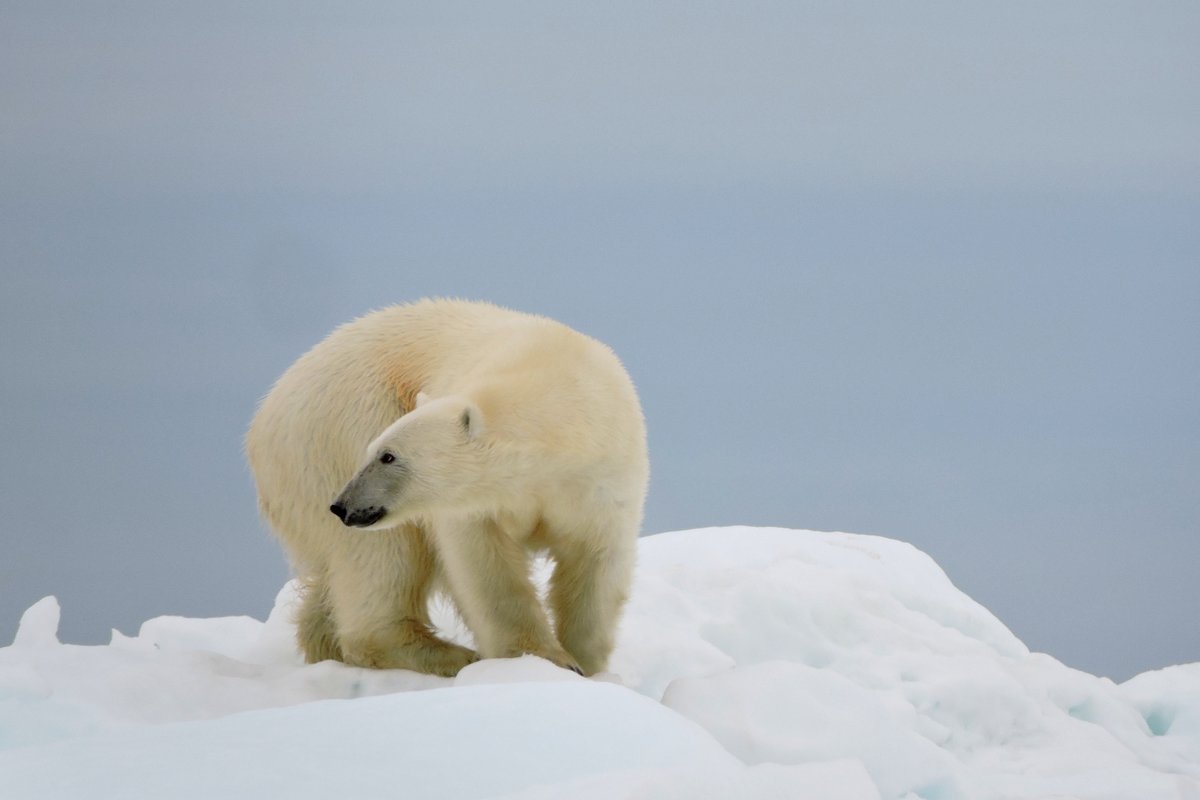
[2,1,1197,681]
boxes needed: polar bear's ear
[460,403,485,440]
[415,390,432,408]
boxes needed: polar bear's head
[330,392,487,530]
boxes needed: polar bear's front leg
[325,526,478,676]
[431,515,581,674]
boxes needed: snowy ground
[2,527,1197,799]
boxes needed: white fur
[245,299,649,676]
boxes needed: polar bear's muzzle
[330,458,410,529]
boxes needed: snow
[2,526,1197,800]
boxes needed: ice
[454,653,588,686]
[663,661,964,799]
[11,596,61,648]
[1,526,1197,800]
[0,681,750,800]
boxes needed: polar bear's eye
[379,452,396,465]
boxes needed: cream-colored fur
[245,299,649,676]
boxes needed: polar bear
[245,299,649,676]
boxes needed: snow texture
[1,527,1197,799]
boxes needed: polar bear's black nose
[329,503,348,522]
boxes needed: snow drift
[2,527,1197,799]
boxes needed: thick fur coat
[245,299,649,676]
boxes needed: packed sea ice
[1,527,1197,799]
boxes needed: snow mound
[1,526,1197,800]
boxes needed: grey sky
[2,2,1197,680]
